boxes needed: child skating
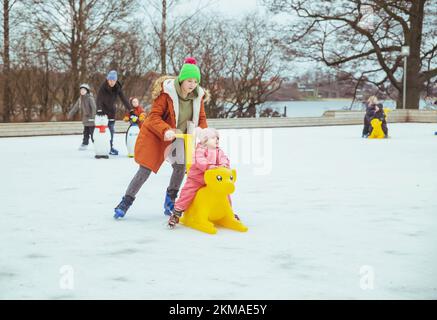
[67,83,96,150]
[123,97,147,128]
[168,127,240,229]
[362,96,388,138]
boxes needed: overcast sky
[171,0,264,17]
[207,0,261,16]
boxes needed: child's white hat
[196,127,219,144]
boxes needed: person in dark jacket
[372,103,388,137]
[67,83,96,150]
[362,96,388,138]
[96,70,133,155]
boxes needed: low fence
[0,110,436,138]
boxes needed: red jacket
[124,106,147,127]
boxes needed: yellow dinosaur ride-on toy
[368,118,385,139]
[179,167,248,235]
[368,108,391,139]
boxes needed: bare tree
[1,1,287,122]
[29,0,136,115]
[1,0,28,122]
[1,0,35,122]
[168,14,283,118]
[1,1,161,123]
[1,0,12,122]
[264,0,437,109]
[224,16,283,118]
[142,0,214,75]
[167,17,229,117]
[97,26,159,117]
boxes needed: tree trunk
[70,9,80,119]
[246,104,257,117]
[404,79,423,110]
[399,0,425,109]
[2,0,12,122]
[78,0,88,84]
[160,0,167,75]
[41,51,50,121]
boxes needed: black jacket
[96,80,131,120]
[365,103,385,121]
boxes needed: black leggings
[82,126,94,145]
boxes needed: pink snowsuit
[175,144,231,211]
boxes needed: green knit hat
[178,57,201,83]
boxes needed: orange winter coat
[134,76,208,173]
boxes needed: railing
[1,110,436,138]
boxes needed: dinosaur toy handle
[175,133,195,174]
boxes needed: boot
[164,189,178,216]
[168,210,183,229]
[114,195,135,219]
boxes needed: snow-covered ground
[1,123,436,299]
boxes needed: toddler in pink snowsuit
[168,127,236,228]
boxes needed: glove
[96,109,104,116]
[129,109,138,122]
[164,129,176,141]
[139,113,146,122]
[130,115,138,123]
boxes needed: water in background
[259,99,428,118]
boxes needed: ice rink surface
[1,123,436,299]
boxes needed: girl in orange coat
[114,57,208,219]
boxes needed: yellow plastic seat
[179,167,248,235]
[368,118,385,139]
[368,108,391,139]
